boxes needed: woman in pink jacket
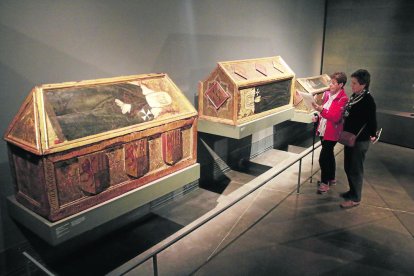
[312,72,349,194]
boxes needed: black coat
[343,91,377,142]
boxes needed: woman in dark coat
[340,69,378,208]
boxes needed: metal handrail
[107,141,322,276]
[23,251,55,276]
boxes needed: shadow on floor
[10,213,184,276]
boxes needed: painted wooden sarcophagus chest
[198,56,295,125]
[4,73,197,222]
[293,74,330,112]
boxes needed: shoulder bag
[338,124,366,147]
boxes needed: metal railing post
[297,158,302,194]
[153,255,158,276]
[25,260,31,276]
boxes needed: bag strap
[356,123,367,138]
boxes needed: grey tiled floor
[127,142,414,275]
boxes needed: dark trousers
[344,140,370,202]
[319,138,337,184]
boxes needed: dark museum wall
[323,0,414,148]
[0,1,325,253]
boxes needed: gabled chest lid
[218,56,295,88]
[4,73,197,155]
[296,74,331,94]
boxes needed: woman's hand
[312,102,323,112]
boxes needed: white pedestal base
[7,163,200,245]
[198,107,294,139]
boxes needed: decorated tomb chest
[199,56,295,125]
[4,73,198,222]
[293,74,330,112]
